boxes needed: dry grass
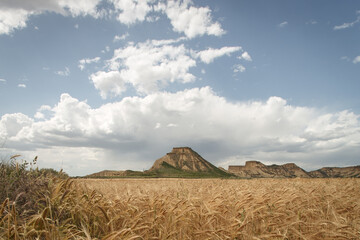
[74,178,360,239]
[1,177,359,239]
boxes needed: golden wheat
[1,178,359,239]
[73,178,360,240]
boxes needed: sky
[0,0,359,176]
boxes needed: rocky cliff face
[309,166,360,178]
[228,161,310,178]
[228,161,360,178]
[150,147,221,172]
[86,147,359,178]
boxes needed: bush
[0,155,67,217]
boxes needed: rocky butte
[148,147,231,177]
[228,161,310,178]
[228,161,360,178]
[150,147,220,172]
[86,147,360,178]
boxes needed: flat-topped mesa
[245,161,264,168]
[228,161,310,178]
[150,147,219,172]
[170,147,193,153]
[228,161,264,172]
[309,166,360,178]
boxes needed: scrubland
[1,162,360,239]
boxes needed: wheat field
[2,177,360,239]
[72,178,360,239]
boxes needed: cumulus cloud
[0,8,32,35]
[110,0,153,25]
[57,0,102,17]
[157,0,225,38]
[34,105,52,120]
[0,0,102,35]
[99,40,196,96]
[353,56,360,64]
[238,51,252,62]
[0,78,6,83]
[91,38,248,97]
[0,113,33,139]
[1,88,359,175]
[1,0,227,39]
[196,46,242,64]
[18,84,26,88]
[90,70,127,99]
[78,57,101,70]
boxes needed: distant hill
[85,147,360,178]
[147,147,233,178]
[228,161,360,178]
[86,170,126,177]
[86,147,233,178]
[86,170,145,178]
[309,166,360,178]
[228,161,309,178]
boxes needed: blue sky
[0,0,359,176]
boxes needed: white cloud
[334,17,360,30]
[0,0,226,39]
[78,57,101,70]
[101,46,110,53]
[0,113,33,139]
[233,64,246,73]
[0,0,102,35]
[34,105,53,120]
[113,32,129,42]
[0,8,32,35]
[196,46,242,64]
[278,21,288,28]
[90,70,127,99]
[157,0,225,38]
[0,78,6,83]
[18,84,26,88]
[1,88,359,175]
[150,37,186,46]
[353,56,360,64]
[38,105,52,112]
[102,40,196,95]
[92,39,248,97]
[238,51,252,62]
[146,15,160,22]
[54,0,102,17]
[55,67,70,76]
[110,0,153,25]
[34,112,45,119]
